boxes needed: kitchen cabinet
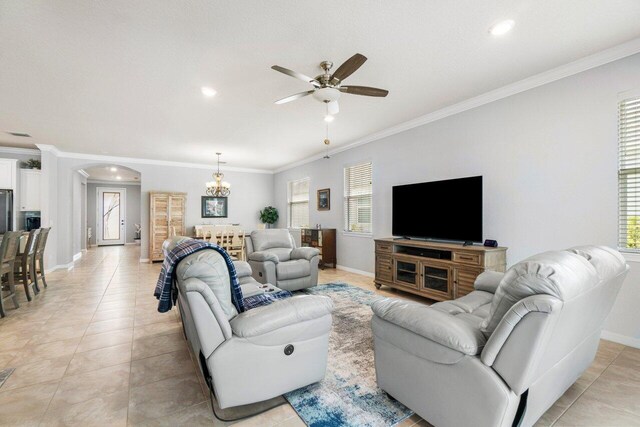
[0,159,17,190]
[19,169,41,211]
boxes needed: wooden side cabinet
[149,192,186,262]
[375,238,507,301]
[301,228,336,268]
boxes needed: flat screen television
[392,176,483,243]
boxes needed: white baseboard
[81,248,87,254]
[601,330,640,349]
[139,258,150,263]
[46,262,74,273]
[73,252,82,262]
[125,242,137,246]
[336,264,375,278]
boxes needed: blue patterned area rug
[285,282,413,427]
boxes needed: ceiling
[1,1,640,171]
[84,165,140,183]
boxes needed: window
[288,178,309,228]
[344,162,372,233]
[619,95,640,251]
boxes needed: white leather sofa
[371,246,628,427]
[164,237,334,410]
[246,229,320,291]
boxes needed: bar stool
[0,231,22,317]
[14,229,39,301]
[33,227,50,292]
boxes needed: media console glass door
[395,259,419,288]
[422,264,452,298]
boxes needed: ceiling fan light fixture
[489,19,515,36]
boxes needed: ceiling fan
[271,53,389,115]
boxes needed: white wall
[40,149,58,270]
[53,157,273,263]
[87,182,141,245]
[274,53,640,344]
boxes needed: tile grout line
[40,249,114,420]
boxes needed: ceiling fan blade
[340,86,389,97]
[274,90,315,105]
[271,65,320,87]
[327,100,339,115]
[331,53,367,82]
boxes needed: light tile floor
[0,245,637,426]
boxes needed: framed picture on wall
[317,188,330,211]
[201,196,228,218]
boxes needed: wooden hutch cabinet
[375,238,507,301]
[301,228,336,268]
[149,192,186,262]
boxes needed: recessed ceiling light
[324,115,335,123]
[489,19,515,36]
[110,167,117,172]
[116,176,122,180]
[201,86,217,97]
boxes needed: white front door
[97,187,126,246]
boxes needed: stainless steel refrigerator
[0,190,13,234]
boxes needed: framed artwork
[317,188,330,211]
[201,196,228,218]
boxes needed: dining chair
[0,231,22,317]
[227,228,245,261]
[14,229,39,301]
[33,227,50,291]
[219,227,232,251]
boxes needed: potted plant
[259,206,279,228]
[134,224,141,244]
[24,159,41,169]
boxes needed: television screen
[392,176,482,242]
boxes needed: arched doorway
[73,163,142,254]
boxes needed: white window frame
[287,177,310,229]
[343,161,373,236]
[618,90,640,255]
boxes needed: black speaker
[484,239,498,247]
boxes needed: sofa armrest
[248,251,279,264]
[233,260,252,278]
[474,271,504,294]
[291,247,320,261]
[230,295,333,338]
[371,298,486,355]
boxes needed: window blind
[619,96,640,251]
[344,162,372,233]
[288,178,309,228]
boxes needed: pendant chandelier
[206,152,231,197]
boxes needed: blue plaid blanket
[244,290,293,310]
[154,239,292,313]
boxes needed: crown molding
[77,169,90,178]
[34,146,273,174]
[274,37,640,174]
[87,179,141,186]
[0,146,40,156]
[35,143,62,155]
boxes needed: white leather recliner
[246,229,320,291]
[168,240,334,411]
[371,246,628,427]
